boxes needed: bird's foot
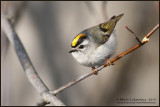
[107,58,115,66]
[92,67,98,75]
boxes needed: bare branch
[1,12,65,106]
[125,26,142,44]
[50,23,159,95]
[50,72,93,95]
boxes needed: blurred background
[1,1,159,106]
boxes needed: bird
[69,14,123,74]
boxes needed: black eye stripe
[79,45,84,49]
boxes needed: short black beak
[69,49,76,53]
[69,50,74,53]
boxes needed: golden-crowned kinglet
[69,14,123,68]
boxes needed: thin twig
[1,12,65,106]
[125,26,142,44]
[50,23,159,95]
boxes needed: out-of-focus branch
[84,1,100,23]
[50,24,159,95]
[1,1,27,25]
[1,1,27,66]
[85,1,108,22]
[1,12,65,106]
[154,1,159,12]
[102,1,108,21]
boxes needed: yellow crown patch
[72,34,86,47]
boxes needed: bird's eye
[79,45,84,49]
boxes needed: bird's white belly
[72,33,117,67]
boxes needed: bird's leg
[92,67,98,75]
[107,58,115,66]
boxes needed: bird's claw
[107,58,114,66]
[92,67,98,75]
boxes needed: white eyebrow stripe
[80,39,89,46]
